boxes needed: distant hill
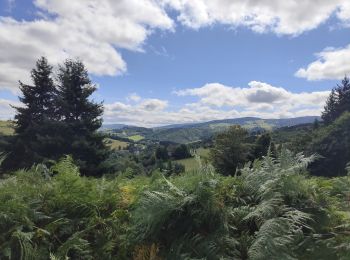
[102,116,320,144]
[100,124,131,130]
[1,116,320,144]
[150,116,320,143]
[159,116,319,130]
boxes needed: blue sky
[0,0,349,126]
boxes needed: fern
[0,148,349,259]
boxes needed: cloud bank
[102,81,329,127]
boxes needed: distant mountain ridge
[100,123,133,130]
[102,116,320,144]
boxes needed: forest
[0,58,349,259]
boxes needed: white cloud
[163,0,350,35]
[103,82,329,127]
[104,100,240,127]
[175,81,329,118]
[2,0,350,92]
[0,0,174,92]
[295,44,350,80]
[139,99,168,111]
[175,81,329,108]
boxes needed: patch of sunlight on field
[128,135,144,141]
[104,138,129,150]
[0,121,14,136]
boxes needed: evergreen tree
[55,59,109,176]
[252,133,271,159]
[322,76,350,124]
[337,76,350,114]
[309,112,350,177]
[322,89,338,124]
[313,118,320,129]
[7,57,57,169]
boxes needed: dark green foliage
[0,157,136,259]
[6,57,57,169]
[0,151,349,259]
[55,59,108,176]
[132,149,350,259]
[155,145,169,161]
[322,76,350,125]
[172,144,192,160]
[210,125,252,176]
[309,112,350,177]
[271,123,314,153]
[164,161,185,175]
[252,133,271,159]
[5,58,109,176]
[173,162,185,174]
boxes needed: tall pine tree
[56,59,109,176]
[322,76,350,124]
[8,57,57,169]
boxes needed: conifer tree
[55,59,109,176]
[322,76,350,124]
[8,57,57,168]
[337,76,350,115]
[252,132,271,159]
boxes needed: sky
[0,0,349,126]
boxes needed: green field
[0,121,14,136]
[175,148,210,172]
[104,138,129,150]
[128,134,144,142]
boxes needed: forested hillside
[103,116,319,144]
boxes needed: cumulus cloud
[295,44,350,80]
[0,0,174,92]
[139,99,168,111]
[104,100,241,127]
[175,81,329,118]
[1,0,350,92]
[163,0,350,35]
[103,82,329,127]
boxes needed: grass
[175,148,210,172]
[104,138,129,150]
[128,134,144,142]
[0,121,14,136]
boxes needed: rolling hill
[102,116,320,144]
